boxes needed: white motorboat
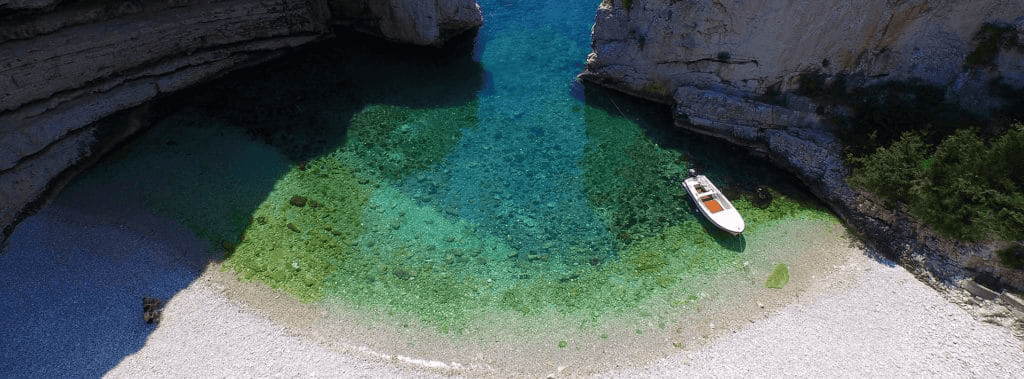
[682,169,745,236]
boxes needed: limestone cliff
[331,0,484,46]
[0,0,481,240]
[581,0,1024,290]
[585,0,1024,101]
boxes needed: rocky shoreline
[580,0,1024,293]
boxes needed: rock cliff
[332,0,484,46]
[0,0,482,240]
[581,0,1024,291]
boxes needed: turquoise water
[58,0,837,341]
[401,0,610,262]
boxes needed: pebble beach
[3,188,1022,378]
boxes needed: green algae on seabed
[222,102,476,302]
[316,187,834,333]
[765,263,790,289]
[345,103,478,181]
[582,105,695,246]
[297,96,838,333]
[221,157,369,302]
[323,184,517,333]
[80,97,840,333]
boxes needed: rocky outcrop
[0,0,481,241]
[331,0,484,47]
[584,0,1024,103]
[581,0,1024,291]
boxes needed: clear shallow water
[409,1,609,262]
[57,0,836,347]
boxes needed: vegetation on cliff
[794,29,1024,245]
[848,123,1024,242]
[825,74,1024,244]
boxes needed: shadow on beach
[0,28,482,376]
[0,188,209,376]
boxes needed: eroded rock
[331,0,483,47]
[0,0,482,240]
[584,0,1024,101]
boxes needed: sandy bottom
[4,188,1023,378]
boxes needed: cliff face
[0,0,482,240]
[581,0,1024,290]
[331,0,484,46]
[585,0,1024,101]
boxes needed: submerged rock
[290,195,308,207]
[142,296,162,324]
[765,264,789,289]
[752,186,773,209]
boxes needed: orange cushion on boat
[703,199,724,214]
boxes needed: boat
[682,169,745,236]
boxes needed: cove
[20,0,859,375]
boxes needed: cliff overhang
[0,0,483,241]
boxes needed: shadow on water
[709,225,747,252]
[0,27,484,376]
[582,84,826,214]
[0,5,836,373]
[178,27,484,162]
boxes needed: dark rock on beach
[142,296,162,324]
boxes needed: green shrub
[796,71,828,98]
[911,129,990,239]
[642,82,669,97]
[848,131,929,207]
[850,124,1024,241]
[792,73,984,160]
[988,78,1024,134]
[757,82,788,106]
[814,23,1024,242]
[795,71,848,101]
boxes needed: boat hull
[683,175,745,236]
